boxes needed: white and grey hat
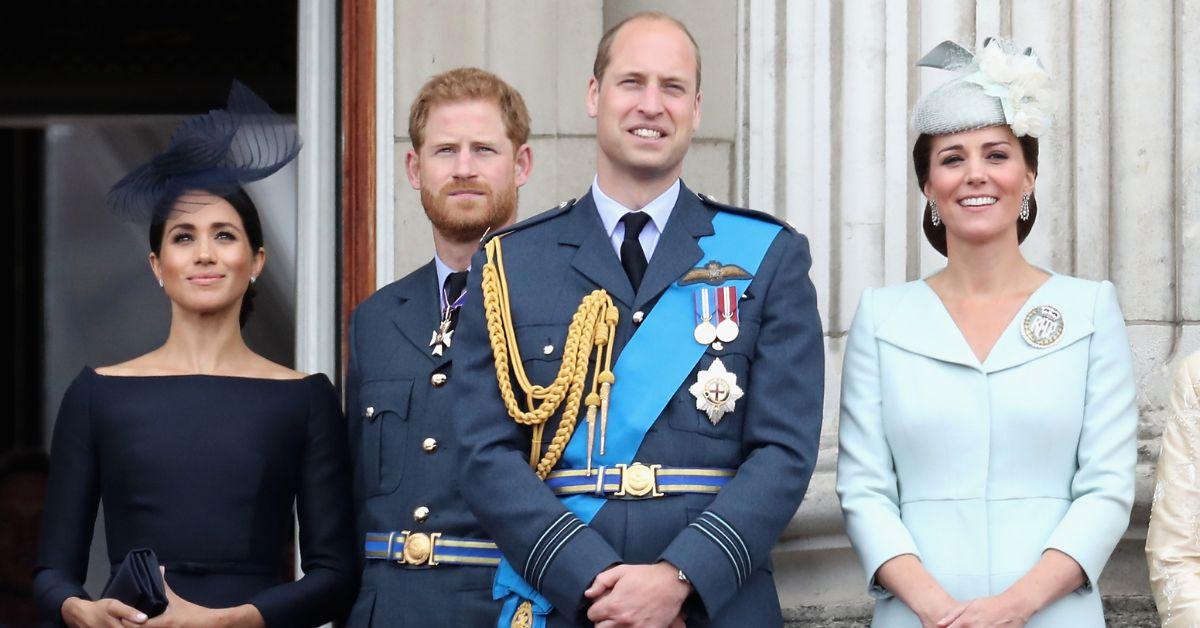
[911,38,1052,138]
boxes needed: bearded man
[344,67,532,627]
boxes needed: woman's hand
[134,568,264,628]
[61,597,148,628]
[912,590,962,628]
[937,593,1032,628]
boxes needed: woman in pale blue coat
[837,39,1137,628]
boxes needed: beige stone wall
[389,0,1194,622]
[391,1,738,277]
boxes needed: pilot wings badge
[679,260,752,286]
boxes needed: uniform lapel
[390,262,443,364]
[632,184,712,312]
[561,192,636,308]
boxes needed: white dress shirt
[590,176,679,262]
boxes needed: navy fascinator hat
[106,81,301,224]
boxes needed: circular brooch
[1021,305,1064,348]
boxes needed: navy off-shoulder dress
[33,368,357,627]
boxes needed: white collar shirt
[591,176,679,263]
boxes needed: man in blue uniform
[453,12,824,627]
[344,67,533,627]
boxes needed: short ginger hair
[407,67,531,151]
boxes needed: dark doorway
[1,4,300,621]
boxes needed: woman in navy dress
[33,83,356,627]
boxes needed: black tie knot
[619,212,651,292]
[444,271,468,304]
[621,211,652,241]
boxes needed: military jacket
[453,182,825,626]
[344,262,501,627]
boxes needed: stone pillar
[387,1,1196,624]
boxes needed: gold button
[413,506,430,523]
[632,311,645,324]
[422,437,438,453]
[365,406,375,418]
[542,344,554,355]
[431,373,448,387]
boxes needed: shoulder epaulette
[483,198,577,244]
[694,191,797,234]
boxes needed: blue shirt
[591,177,679,263]
[433,254,469,312]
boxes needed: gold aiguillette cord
[481,235,618,478]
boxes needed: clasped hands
[584,561,692,628]
[62,567,263,628]
[920,591,1033,628]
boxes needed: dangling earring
[1019,194,1031,221]
[929,199,940,226]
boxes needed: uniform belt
[544,463,735,499]
[363,531,502,567]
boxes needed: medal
[715,285,740,343]
[1021,304,1064,348]
[693,288,718,346]
[430,287,468,356]
[688,358,743,425]
[429,318,454,356]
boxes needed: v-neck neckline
[918,272,1057,368]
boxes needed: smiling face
[587,16,702,186]
[407,98,531,243]
[923,125,1036,252]
[150,193,264,318]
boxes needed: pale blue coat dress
[836,274,1137,627]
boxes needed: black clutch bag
[101,548,168,617]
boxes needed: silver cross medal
[429,316,454,357]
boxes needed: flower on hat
[964,39,1053,138]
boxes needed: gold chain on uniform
[481,235,618,479]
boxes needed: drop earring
[157,278,164,288]
[929,199,940,226]
[250,276,257,285]
[1019,193,1030,221]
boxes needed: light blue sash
[494,212,782,627]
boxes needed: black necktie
[620,212,651,292]
[444,271,468,331]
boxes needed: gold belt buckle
[614,462,663,498]
[398,531,441,566]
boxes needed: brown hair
[408,67,531,151]
[593,12,702,91]
[913,130,1040,257]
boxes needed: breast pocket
[358,379,414,496]
[514,323,567,385]
[669,351,752,441]
[666,312,759,442]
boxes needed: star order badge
[689,358,743,425]
[1021,304,1064,348]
